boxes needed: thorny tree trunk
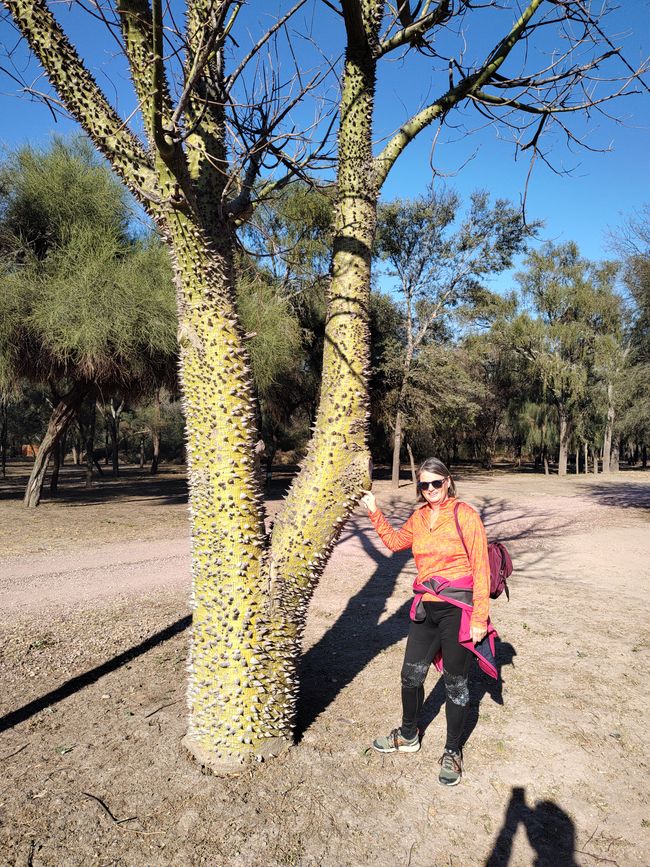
[24,382,87,508]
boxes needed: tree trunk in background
[139,433,145,469]
[610,435,620,472]
[583,442,588,475]
[150,390,161,474]
[602,382,614,473]
[558,411,569,476]
[592,447,599,474]
[643,445,647,468]
[85,400,96,488]
[1,401,7,478]
[49,430,65,497]
[406,442,417,491]
[575,447,579,474]
[391,409,402,488]
[24,382,87,508]
[104,429,110,465]
[108,401,124,477]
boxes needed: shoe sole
[372,742,421,754]
[438,775,461,786]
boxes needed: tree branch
[373,0,546,189]
[376,0,451,58]
[2,0,158,204]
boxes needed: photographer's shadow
[418,639,517,746]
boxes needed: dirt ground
[1,463,649,866]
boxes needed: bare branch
[2,0,158,204]
[376,0,451,58]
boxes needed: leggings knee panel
[443,669,469,706]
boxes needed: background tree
[0,140,178,505]
[513,242,621,475]
[376,186,536,484]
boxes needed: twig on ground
[144,699,181,718]
[1,743,29,760]
[575,850,618,865]
[81,791,137,825]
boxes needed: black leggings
[400,601,471,752]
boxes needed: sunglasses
[418,479,447,491]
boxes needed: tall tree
[0,142,178,504]
[513,242,620,475]
[3,0,645,771]
[376,186,535,484]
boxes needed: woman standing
[360,457,497,786]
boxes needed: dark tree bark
[85,400,96,488]
[0,401,7,478]
[24,382,87,508]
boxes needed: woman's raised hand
[360,491,377,514]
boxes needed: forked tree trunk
[24,382,86,508]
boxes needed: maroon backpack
[453,502,513,600]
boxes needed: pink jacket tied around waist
[410,573,499,679]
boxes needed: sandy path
[1,471,649,867]
[0,537,192,615]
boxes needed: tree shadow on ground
[0,464,189,506]
[575,480,650,511]
[297,498,573,739]
[295,513,413,739]
[485,786,579,866]
[0,616,191,734]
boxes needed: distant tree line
[2,141,648,501]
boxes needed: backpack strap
[453,501,469,557]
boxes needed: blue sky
[1,1,648,286]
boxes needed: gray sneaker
[372,728,420,754]
[438,749,462,785]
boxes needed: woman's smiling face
[419,471,450,506]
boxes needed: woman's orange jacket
[369,496,490,627]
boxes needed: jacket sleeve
[368,508,414,552]
[457,503,490,627]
